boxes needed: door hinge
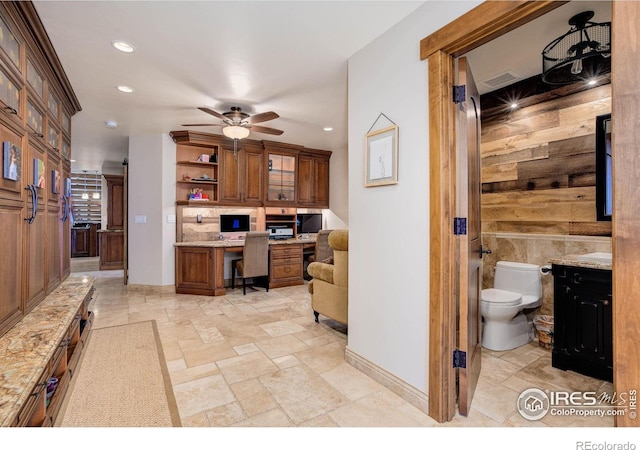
[453,85,466,104]
[453,349,467,368]
[453,217,467,235]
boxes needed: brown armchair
[307,230,348,325]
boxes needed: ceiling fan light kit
[222,125,250,140]
[542,10,611,85]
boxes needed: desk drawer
[271,245,302,257]
[270,262,303,280]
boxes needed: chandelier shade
[222,125,250,140]
[542,11,611,85]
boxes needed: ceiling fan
[182,106,284,139]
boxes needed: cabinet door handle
[24,185,37,224]
[4,105,17,115]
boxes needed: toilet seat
[481,288,522,306]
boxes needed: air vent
[483,70,519,89]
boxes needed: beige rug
[58,321,181,427]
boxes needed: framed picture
[33,158,45,189]
[65,177,71,197]
[3,141,21,181]
[364,124,398,187]
[52,169,60,194]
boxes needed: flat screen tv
[297,213,322,234]
[220,214,250,233]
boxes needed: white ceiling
[33,0,611,173]
[33,0,426,172]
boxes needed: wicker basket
[534,315,554,349]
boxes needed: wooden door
[104,175,124,229]
[456,57,482,416]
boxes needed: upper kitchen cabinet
[263,141,302,206]
[297,150,330,208]
[219,139,263,206]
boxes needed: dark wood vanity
[551,258,612,382]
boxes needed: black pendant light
[542,11,611,85]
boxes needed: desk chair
[231,231,270,295]
[308,229,333,263]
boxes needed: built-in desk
[174,237,316,296]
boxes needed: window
[71,171,101,223]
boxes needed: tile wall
[481,232,612,315]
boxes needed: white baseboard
[345,346,428,413]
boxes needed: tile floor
[70,259,615,428]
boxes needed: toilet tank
[494,261,542,298]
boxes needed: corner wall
[347,1,479,395]
[127,134,176,286]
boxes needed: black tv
[220,214,250,233]
[297,213,322,234]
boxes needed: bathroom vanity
[550,254,612,382]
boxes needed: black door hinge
[453,217,467,235]
[453,349,467,368]
[453,85,466,104]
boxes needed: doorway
[422,1,639,427]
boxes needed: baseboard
[126,284,176,294]
[345,346,428,413]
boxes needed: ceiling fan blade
[181,123,222,127]
[248,111,279,124]
[198,106,226,120]
[249,124,284,135]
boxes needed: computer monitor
[220,214,250,233]
[297,213,322,234]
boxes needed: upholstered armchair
[307,229,348,325]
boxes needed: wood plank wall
[481,84,612,236]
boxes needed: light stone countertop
[0,276,94,427]
[548,255,612,271]
[174,236,317,248]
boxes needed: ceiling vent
[482,70,519,90]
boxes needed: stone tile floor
[67,269,621,431]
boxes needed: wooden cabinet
[169,130,331,208]
[175,139,219,205]
[552,264,613,382]
[0,2,80,339]
[266,152,296,204]
[298,152,330,207]
[12,283,94,427]
[175,245,225,296]
[99,230,124,270]
[269,243,304,289]
[219,140,263,205]
[71,227,89,257]
[103,174,124,229]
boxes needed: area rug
[58,321,182,427]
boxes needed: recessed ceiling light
[323,127,333,132]
[112,40,135,53]
[105,120,118,129]
[117,85,134,93]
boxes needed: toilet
[481,261,542,351]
